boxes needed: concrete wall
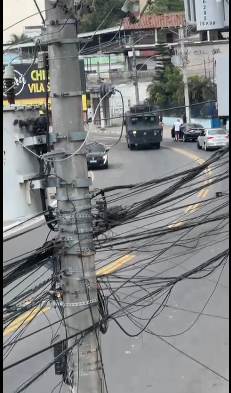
[163,117,212,128]
[110,81,151,126]
[163,117,229,130]
[216,53,229,117]
[172,41,229,78]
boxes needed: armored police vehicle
[124,104,162,150]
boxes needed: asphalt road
[3,132,229,393]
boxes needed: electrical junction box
[3,105,48,223]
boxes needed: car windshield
[86,143,105,153]
[208,129,227,135]
[189,123,204,128]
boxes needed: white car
[197,128,229,151]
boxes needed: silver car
[197,128,229,151]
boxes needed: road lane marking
[201,189,209,198]
[166,146,213,227]
[190,203,199,213]
[186,203,199,213]
[3,306,50,336]
[166,147,212,199]
[97,254,136,276]
[3,254,136,336]
[168,220,183,228]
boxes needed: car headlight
[133,130,137,135]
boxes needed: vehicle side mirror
[105,149,109,153]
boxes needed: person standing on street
[174,119,181,141]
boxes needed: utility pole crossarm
[44,1,103,392]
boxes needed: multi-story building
[24,26,42,39]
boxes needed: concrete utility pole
[179,27,190,122]
[97,62,106,130]
[44,2,103,392]
[131,35,140,105]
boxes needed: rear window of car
[208,129,227,135]
[86,143,105,153]
[189,123,204,128]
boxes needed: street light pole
[179,27,190,122]
[44,2,103,392]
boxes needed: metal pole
[44,2,103,392]
[179,27,190,122]
[97,62,106,130]
[131,35,140,105]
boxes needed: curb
[90,129,122,135]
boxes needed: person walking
[174,119,181,142]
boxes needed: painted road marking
[97,254,136,276]
[168,220,183,228]
[186,203,199,213]
[166,146,212,225]
[3,254,136,336]
[3,306,50,337]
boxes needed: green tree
[8,33,31,44]
[147,66,217,115]
[79,0,124,33]
[147,66,183,108]
[153,43,174,82]
[146,0,184,14]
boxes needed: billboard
[195,0,225,30]
[3,61,87,110]
[216,53,229,117]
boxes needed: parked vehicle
[171,123,205,142]
[197,128,229,151]
[86,142,109,169]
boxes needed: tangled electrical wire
[3,146,229,393]
[3,6,230,391]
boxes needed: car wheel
[130,144,135,151]
[183,134,187,142]
[127,142,130,149]
[204,143,208,151]
[197,141,202,149]
[155,143,160,149]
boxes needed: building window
[166,33,174,43]
[136,64,147,71]
[201,31,207,41]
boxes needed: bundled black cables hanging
[3,242,54,289]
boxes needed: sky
[3,0,45,43]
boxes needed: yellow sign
[3,94,87,111]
